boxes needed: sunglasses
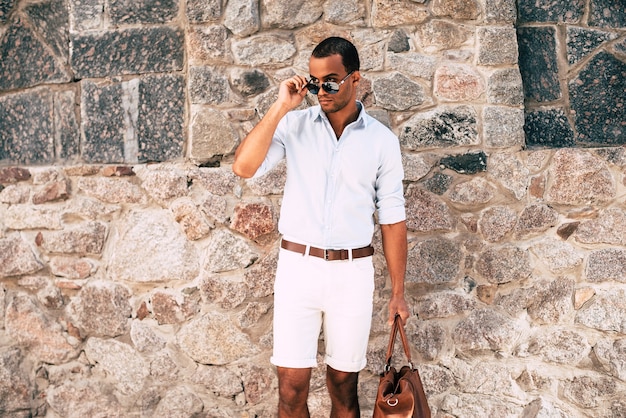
[306,71,354,95]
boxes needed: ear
[352,71,361,87]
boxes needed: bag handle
[384,314,413,371]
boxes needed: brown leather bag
[373,315,431,418]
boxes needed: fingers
[284,75,308,94]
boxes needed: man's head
[308,37,361,115]
[311,37,360,74]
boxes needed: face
[308,54,359,114]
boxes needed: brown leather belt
[281,239,374,261]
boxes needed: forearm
[381,221,407,295]
[381,221,410,323]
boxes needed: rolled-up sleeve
[252,116,287,178]
[375,134,406,225]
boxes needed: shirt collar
[312,101,368,128]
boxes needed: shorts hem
[325,355,367,373]
[270,356,318,369]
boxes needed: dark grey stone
[388,29,410,52]
[570,52,626,145]
[231,69,270,97]
[524,108,575,148]
[589,0,626,28]
[439,151,487,174]
[0,90,55,165]
[54,90,80,160]
[421,172,453,195]
[517,0,584,23]
[24,0,70,62]
[400,106,479,149]
[0,20,70,91]
[70,27,184,78]
[110,0,178,24]
[484,0,516,23]
[189,66,230,104]
[0,0,16,23]
[186,0,222,23]
[517,26,561,102]
[136,75,185,162]
[80,76,185,164]
[567,27,618,65]
[81,81,125,163]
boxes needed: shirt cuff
[377,206,406,225]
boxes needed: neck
[327,101,359,138]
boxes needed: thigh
[271,250,324,369]
[323,257,375,373]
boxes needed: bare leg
[326,366,360,418]
[277,366,312,418]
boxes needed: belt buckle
[324,249,329,261]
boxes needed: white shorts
[270,247,375,373]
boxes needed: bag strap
[384,314,413,371]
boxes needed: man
[232,36,410,418]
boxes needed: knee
[326,367,359,400]
[278,368,311,406]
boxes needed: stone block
[432,0,480,20]
[188,25,231,63]
[70,26,184,78]
[107,209,200,282]
[81,75,185,164]
[186,0,222,23]
[435,64,485,101]
[261,0,323,29]
[400,106,479,149]
[0,348,32,413]
[136,75,185,162]
[483,106,525,148]
[484,0,517,23]
[524,108,575,148]
[371,0,429,28]
[388,29,410,52]
[373,72,428,111]
[190,107,239,163]
[567,27,619,66]
[487,68,524,106]
[232,35,297,67]
[189,66,233,105]
[69,0,105,31]
[477,26,518,66]
[546,149,616,205]
[407,237,462,283]
[109,0,178,24]
[0,21,70,91]
[404,184,454,232]
[0,89,55,165]
[589,0,626,28]
[80,80,125,163]
[517,26,561,102]
[439,151,487,174]
[224,0,260,37]
[24,0,70,62]
[517,0,584,23]
[569,52,626,145]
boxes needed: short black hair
[311,37,360,74]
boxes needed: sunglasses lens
[322,82,340,94]
[306,83,320,95]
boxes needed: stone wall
[1,0,625,417]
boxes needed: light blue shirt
[254,102,406,249]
